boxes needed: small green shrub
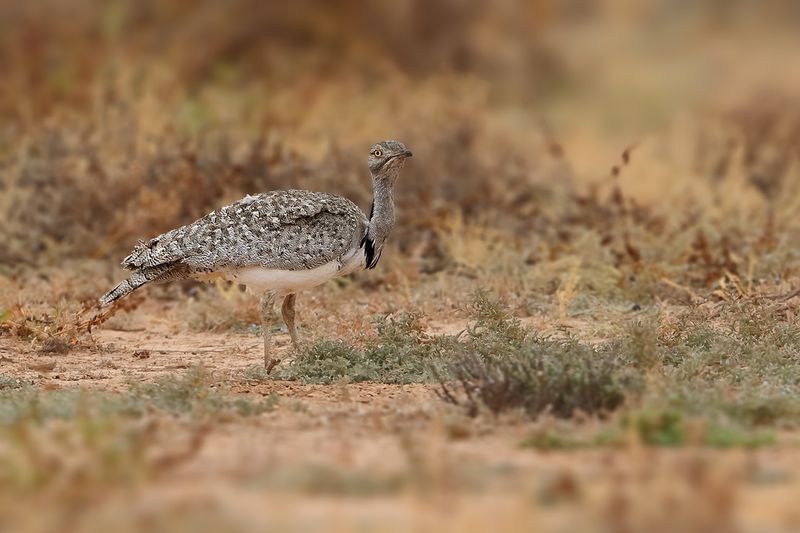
[128,366,227,417]
[629,409,686,446]
[520,431,597,450]
[128,366,279,419]
[625,408,775,448]
[434,292,642,418]
[274,313,454,384]
[435,336,639,418]
[521,410,775,450]
[654,302,800,427]
[0,388,86,424]
[0,375,28,391]
[0,367,277,425]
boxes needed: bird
[100,140,412,371]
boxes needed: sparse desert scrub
[0,366,279,526]
[2,2,800,531]
[0,366,277,425]
[429,293,800,428]
[432,293,643,418]
[266,312,454,384]
[0,264,141,354]
[237,289,800,431]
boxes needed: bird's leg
[261,293,280,373]
[281,293,300,351]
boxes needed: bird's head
[367,140,413,180]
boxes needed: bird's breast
[337,246,367,276]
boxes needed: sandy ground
[2,319,800,533]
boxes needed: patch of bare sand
[1,322,272,390]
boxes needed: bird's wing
[121,190,367,273]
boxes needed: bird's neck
[370,177,395,231]
[363,176,396,268]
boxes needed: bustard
[100,140,412,370]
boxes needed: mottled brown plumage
[101,190,367,305]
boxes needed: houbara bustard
[101,140,412,371]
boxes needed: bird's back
[122,190,368,275]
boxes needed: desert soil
[2,314,800,533]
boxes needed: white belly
[233,261,341,293]
[229,246,367,294]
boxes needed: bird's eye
[372,149,383,158]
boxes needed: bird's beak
[386,150,413,163]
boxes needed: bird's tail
[100,262,182,307]
[99,271,152,307]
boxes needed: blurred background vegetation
[2,0,799,289]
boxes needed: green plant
[433,292,642,418]
[273,313,453,384]
[0,367,278,425]
[436,336,639,418]
[0,375,28,391]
